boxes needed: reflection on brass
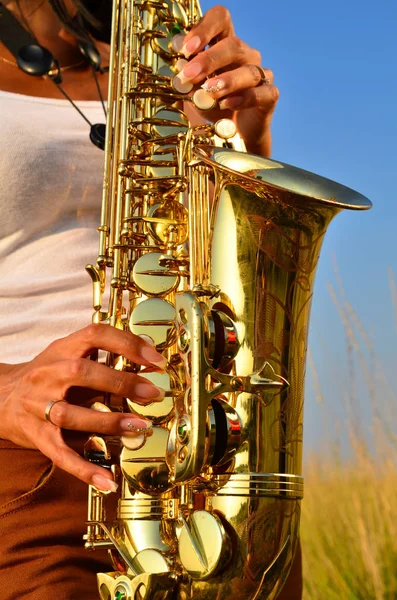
[129,298,176,350]
[178,511,232,579]
[151,107,189,139]
[131,548,170,574]
[157,62,174,79]
[149,148,177,178]
[148,201,188,245]
[162,0,189,27]
[86,0,372,599]
[151,24,174,60]
[132,252,179,296]
[121,427,173,495]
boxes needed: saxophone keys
[132,252,179,297]
[178,511,233,580]
[172,73,194,94]
[97,572,177,600]
[129,298,176,351]
[121,434,146,451]
[126,370,176,424]
[151,107,189,138]
[148,201,188,246]
[192,89,217,111]
[214,118,237,140]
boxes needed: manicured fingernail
[181,35,201,58]
[92,474,118,493]
[219,96,244,110]
[121,418,153,434]
[201,77,226,94]
[171,33,186,53]
[139,342,167,369]
[179,61,203,83]
[175,58,188,73]
[134,383,165,400]
[140,345,167,369]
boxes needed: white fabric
[0,90,105,363]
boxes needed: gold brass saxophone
[84,0,372,598]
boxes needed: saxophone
[84,1,372,598]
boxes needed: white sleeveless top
[0,90,105,363]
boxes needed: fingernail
[219,96,244,110]
[121,417,153,434]
[175,58,188,73]
[201,77,226,94]
[171,33,186,53]
[181,35,201,58]
[92,474,118,493]
[139,345,167,369]
[179,61,203,83]
[134,383,165,400]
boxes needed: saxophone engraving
[85,1,372,598]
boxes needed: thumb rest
[84,0,372,598]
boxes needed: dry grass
[301,452,397,599]
[301,266,397,599]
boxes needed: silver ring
[255,65,271,86]
[44,400,67,425]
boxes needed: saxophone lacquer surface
[84,1,372,598]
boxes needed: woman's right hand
[0,324,167,491]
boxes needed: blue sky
[202,0,397,452]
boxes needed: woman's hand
[180,5,279,156]
[0,325,166,491]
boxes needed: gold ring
[44,400,67,424]
[255,65,271,86]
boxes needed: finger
[181,6,235,57]
[218,84,280,113]
[25,360,165,417]
[46,324,166,369]
[35,424,118,490]
[201,65,274,99]
[178,36,260,85]
[42,399,153,436]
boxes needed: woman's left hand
[179,5,279,157]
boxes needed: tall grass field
[301,269,397,599]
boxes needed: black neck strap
[0,4,37,58]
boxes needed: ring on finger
[255,65,271,86]
[44,400,67,425]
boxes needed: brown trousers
[0,439,302,599]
